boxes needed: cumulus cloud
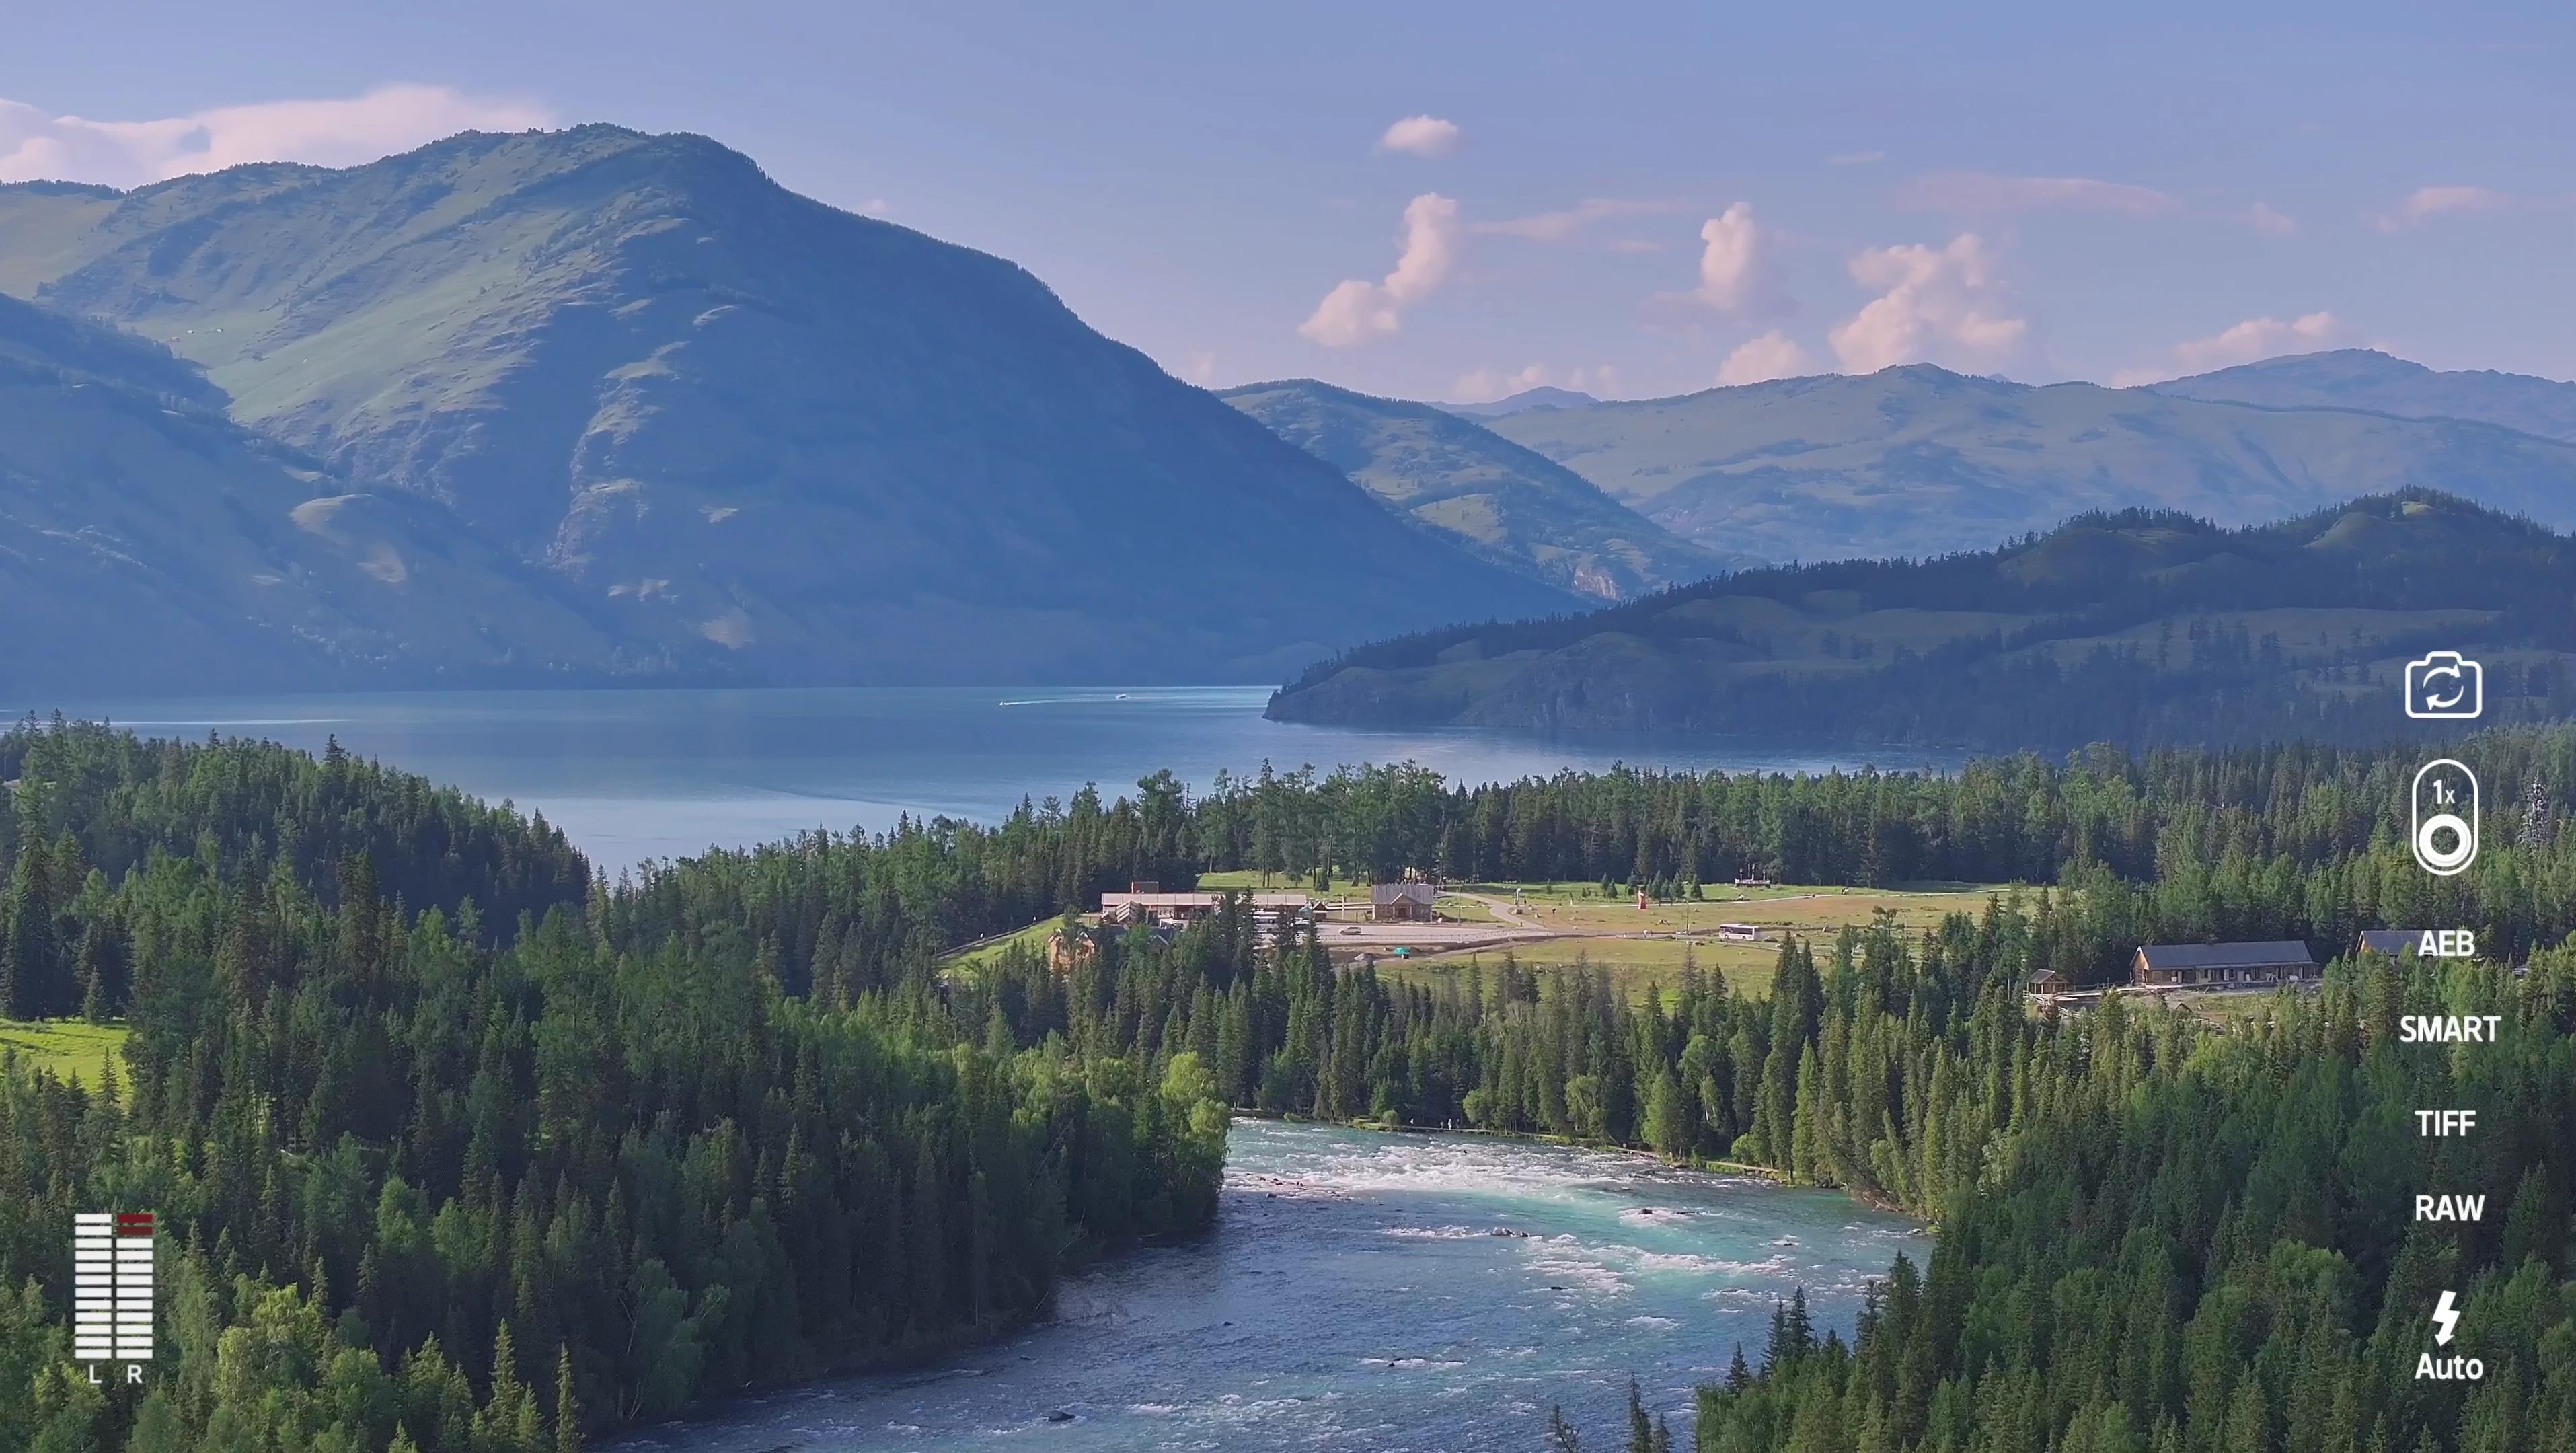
[1899,171,2173,216]
[1448,361,1620,403]
[1377,115,1461,158]
[1299,193,1461,346]
[1827,233,2028,373]
[1476,197,1674,243]
[2375,185,2510,231]
[0,84,554,188]
[2109,311,2340,386]
[1685,202,1792,318]
[1718,331,1814,386]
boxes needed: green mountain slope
[2153,348,2576,443]
[1267,490,2576,750]
[0,293,645,697]
[0,127,1566,687]
[1478,364,2576,563]
[1219,378,1735,599]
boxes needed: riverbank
[613,1118,1922,1452]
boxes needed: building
[2356,930,2433,958]
[1371,881,1437,922]
[2026,967,2070,996]
[2129,941,2318,990]
[1098,890,1311,926]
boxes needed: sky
[3,2,2571,402]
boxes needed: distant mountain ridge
[1219,378,1733,599]
[0,126,1566,692]
[1435,385,1599,418]
[2153,348,2576,443]
[1266,490,2576,751]
[1475,363,2576,565]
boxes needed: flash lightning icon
[2433,1290,2460,1346]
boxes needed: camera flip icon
[2404,652,2483,720]
[2411,759,2479,877]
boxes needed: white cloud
[1687,202,1792,318]
[1476,197,1674,243]
[1299,192,1461,346]
[1899,171,2173,216]
[1449,362,1621,403]
[1827,233,2028,373]
[2375,185,2511,231]
[1718,331,1814,386]
[1377,115,1462,158]
[0,84,554,188]
[2109,311,2341,386]
[2245,202,2296,237]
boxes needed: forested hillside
[0,724,1225,1450]
[1683,947,2576,1452]
[1268,492,2576,751]
[3,720,2573,1449]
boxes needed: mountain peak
[1436,385,1601,418]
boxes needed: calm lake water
[618,1120,1921,1452]
[9,686,1961,871]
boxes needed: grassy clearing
[1435,895,1499,923]
[1390,881,2010,998]
[0,1019,129,1085]
[939,918,1066,969]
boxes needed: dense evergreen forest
[1264,493,2576,750]
[1,716,2573,1450]
[0,724,1227,1450]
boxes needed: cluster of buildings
[1096,879,1439,929]
[2024,929,2504,1002]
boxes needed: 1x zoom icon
[2411,760,2479,877]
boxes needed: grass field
[1394,881,2010,997]
[0,1019,128,1084]
[939,918,1066,969]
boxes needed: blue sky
[4,2,2571,400]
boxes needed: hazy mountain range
[1469,364,2576,566]
[0,126,1565,696]
[1267,491,2576,751]
[1433,385,1601,418]
[2154,349,2576,443]
[5,124,2575,700]
[1219,379,1737,599]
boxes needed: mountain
[2153,348,2576,443]
[0,127,1565,690]
[1266,491,2576,751]
[1219,379,1734,599]
[0,292,647,698]
[1476,364,2576,564]
[1436,385,1599,418]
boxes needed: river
[6,685,1963,872]
[617,1120,1920,1452]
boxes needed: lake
[617,1119,1922,1452]
[8,686,1963,871]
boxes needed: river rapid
[619,1120,1922,1452]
